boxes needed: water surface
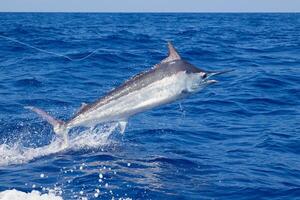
[0,13,300,199]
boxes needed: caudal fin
[24,106,66,136]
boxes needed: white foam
[0,189,63,200]
[0,123,118,166]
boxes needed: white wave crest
[0,189,63,200]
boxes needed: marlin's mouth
[203,69,234,84]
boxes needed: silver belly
[68,72,192,128]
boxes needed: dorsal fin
[161,42,181,64]
[76,103,88,114]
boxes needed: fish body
[25,42,232,143]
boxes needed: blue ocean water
[0,13,300,199]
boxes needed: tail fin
[24,106,66,136]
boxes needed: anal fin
[119,121,128,134]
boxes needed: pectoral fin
[119,121,128,134]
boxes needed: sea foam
[0,189,63,200]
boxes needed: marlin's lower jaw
[204,79,218,85]
[189,72,218,91]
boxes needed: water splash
[0,123,119,166]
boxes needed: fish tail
[24,106,69,145]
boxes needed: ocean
[0,13,299,200]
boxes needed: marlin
[25,42,232,144]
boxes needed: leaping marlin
[25,42,232,144]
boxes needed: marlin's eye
[202,73,207,79]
